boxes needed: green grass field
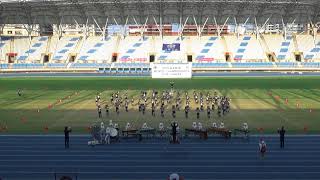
[0,77,320,134]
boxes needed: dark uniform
[98,107,102,118]
[172,105,176,118]
[278,127,286,148]
[185,106,189,118]
[171,122,178,144]
[18,89,22,97]
[105,105,109,116]
[64,127,72,149]
[160,105,165,117]
[196,108,200,119]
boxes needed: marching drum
[106,127,118,137]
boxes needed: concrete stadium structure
[0,0,320,73]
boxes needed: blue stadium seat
[94,43,103,47]
[17,56,28,61]
[87,49,96,54]
[281,42,290,46]
[65,43,74,48]
[209,37,217,41]
[70,37,79,42]
[133,43,142,47]
[126,49,135,53]
[25,49,36,54]
[32,43,42,47]
[201,49,210,53]
[38,37,47,41]
[58,49,68,54]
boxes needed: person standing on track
[259,139,267,158]
[278,126,286,148]
[64,126,72,149]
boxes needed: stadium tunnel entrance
[294,52,302,62]
[42,53,51,63]
[225,52,231,62]
[149,54,155,62]
[112,53,118,62]
[6,53,17,63]
[187,55,193,62]
[68,54,77,63]
[266,53,276,62]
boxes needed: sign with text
[151,63,192,79]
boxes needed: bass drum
[106,127,118,137]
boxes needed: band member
[218,106,222,117]
[172,105,176,118]
[116,105,119,115]
[17,89,22,97]
[125,101,128,112]
[207,106,211,118]
[185,105,189,118]
[160,105,165,118]
[200,101,204,111]
[105,104,109,116]
[64,126,72,149]
[98,107,102,118]
[97,94,101,101]
[152,106,155,116]
[142,104,145,115]
[170,81,174,90]
[196,107,200,119]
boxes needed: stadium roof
[0,0,319,26]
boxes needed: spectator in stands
[64,126,72,149]
[278,126,286,148]
[259,139,267,158]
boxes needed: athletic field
[0,76,320,134]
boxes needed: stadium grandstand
[2,1,320,180]
[0,0,319,73]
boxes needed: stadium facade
[0,0,319,72]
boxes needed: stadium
[0,0,320,179]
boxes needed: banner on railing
[151,63,192,79]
